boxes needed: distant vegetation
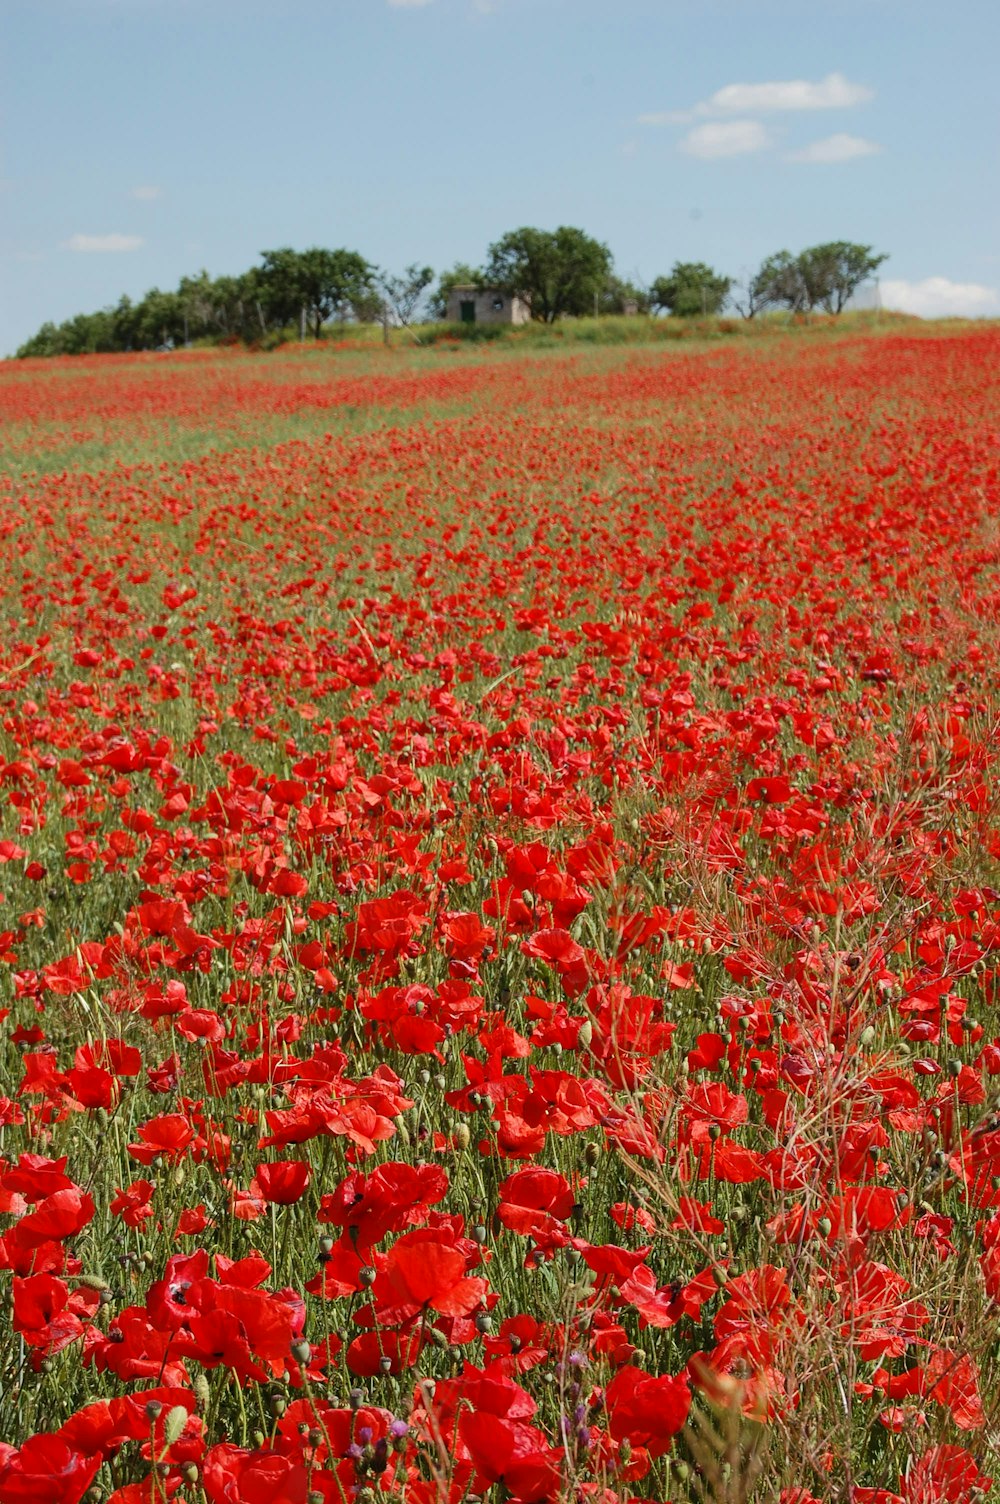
[15,233,887,358]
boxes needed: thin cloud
[680,120,771,159]
[788,133,882,163]
[642,71,873,127]
[66,233,144,253]
[881,277,999,319]
[131,185,162,201]
[703,72,872,115]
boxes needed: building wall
[445,286,531,326]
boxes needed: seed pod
[162,1405,189,1447]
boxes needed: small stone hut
[446,284,531,326]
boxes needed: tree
[379,264,435,328]
[428,263,481,322]
[600,274,650,315]
[743,251,808,316]
[796,242,888,314]
[258,247,376,337]
[738,243,888,318]
[482,227,613,323]
[650,262,731,317]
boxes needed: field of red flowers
[1,327,999,1503]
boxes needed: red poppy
[604,1365,691,1457]
[254,1160,311,1204]
[0,1434,101,1503]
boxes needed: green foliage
[482,226,613,322]
[600,274,651,316]
[798,242,889,314]
[650,262,732,317]
[741,243,887,317]
[15,251,376,357]
[259,247,376,338]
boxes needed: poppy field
[2,325,1000,1503]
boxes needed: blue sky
[3,0,998,354]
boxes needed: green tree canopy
[482,227,612,323]
[650,262,731,317]
[797,242,888,314]
[742,243,887,317]
[599,274,650,315]
[259,247,376,337]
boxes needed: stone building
[445,284,532,326]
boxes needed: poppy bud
[163,1406,188,1447]
[817,1216,833,1237]
[145,1400,163,1421]
[269,1394,287,1418]
[359,1265,376,1287]
[577,1020,593,1050]
[858,1026,876,1047]
[291,1339,312,1366]
[583,1141,600,1167]
[350,1388,365,1410]
[475,1312,492,1333]
[182,1465,200,1486]
[453,1122,471,1150]
[193,1373,211,1409]
[379,1356,393,1375]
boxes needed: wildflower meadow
[1,324,999,1503]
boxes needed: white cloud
[66,233,144,253]
[131,185,162,201]
[703,72,872,116]
[642,71,873,128]
[788,133,882,163]
[680,120,771,159]
[881,277,1000,319]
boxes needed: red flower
[380,1227,488,1320]
[0,1434,101,1503]
[459,1411,561,1502]
[604,1364,691,1457]
[254,1160,311,1204]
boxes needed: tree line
[15,233,886,357]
